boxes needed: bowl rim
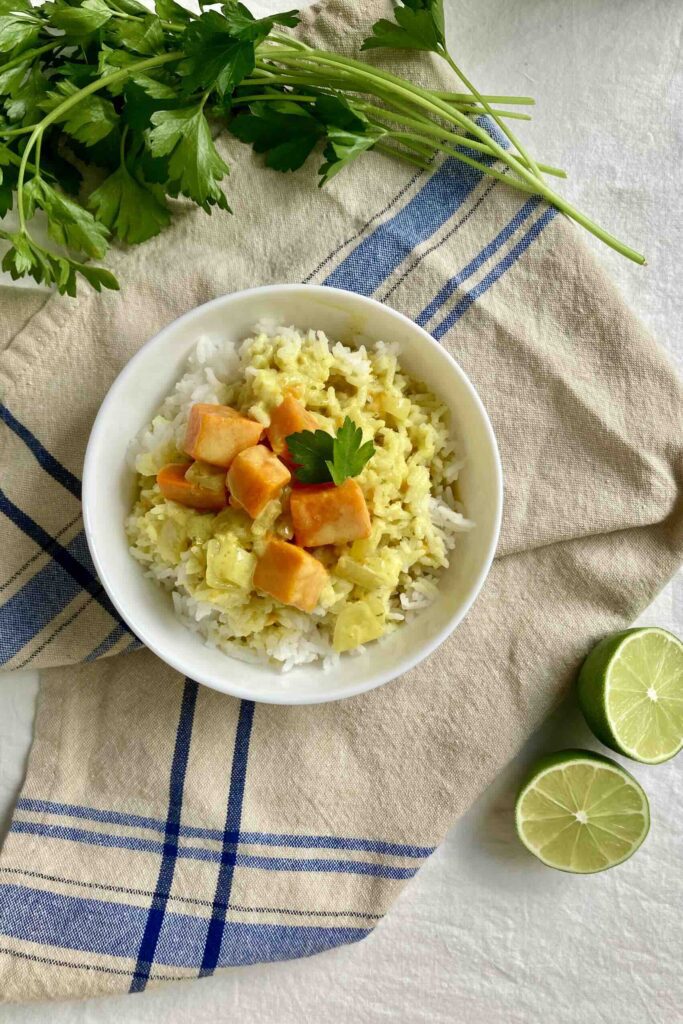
[83,283,503,704]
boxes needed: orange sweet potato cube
[157,463,227,511]
[184,403,263,468]
[267,395,319,463]
[227,445,291,519]
[290,478,371,547]
[253,537,328,612]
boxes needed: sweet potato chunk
[253,537,327,612]
[157,463,227,511]
[184,403,263,468]
[227,445,291,519]
[267,395,319,463]
[290,478,371,547]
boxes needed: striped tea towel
[0,0,682,1004]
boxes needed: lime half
[577,627,683,764]
[515,750,649,873]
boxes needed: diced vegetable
[227,444,291,519]
[184,403,263,468]
[185,460,228,494]
[267,395,319,462]
[335,554,391,590]
[211,506,253,544]
[157,463,227,511]
[157,518,188,564]
[206,535,256,590]
[253,537,328,612]
[333,601,384,653]
[290,478,371,547]
[381,393,411,420]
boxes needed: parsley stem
[244,71,533,122]
[374,140,431,171]
[455,106,532,121]
[16,50,183,235]
[439,49,543,181]
[0,41,56,75]
[383,130,538,194]
[119,124,129,171]
[262,47,645,263]
[435,92,535,105]
[0,123,40,137]
[359,103,564,177]
[234,93,317,104]
[34,133,42,181]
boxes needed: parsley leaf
[50,0,113,39]
[287,417,375,485]
[154,0,192,22]
[109,14,165,56]
[0,228,118,296]
[286,427,334,485]
[220,1,299,42]
[327,417,375,485]
[41,80,118,145]
[180,12,255,97]
[147,105,230,211]
[88,165,170,244]
[0,12,40,54]
[3,63,48,125]
[25,177,110,258]
[362,0,445,54]
[314,96,385,184]
[122,76,179,132]
[230,102,324,172]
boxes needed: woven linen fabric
[0,0,682,1004]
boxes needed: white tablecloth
[1,1,681,1020]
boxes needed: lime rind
[515,749,650,874]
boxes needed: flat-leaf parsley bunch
[0,0,644,295]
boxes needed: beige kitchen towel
[0,0,681,1004]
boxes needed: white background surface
[1,0,682,1020]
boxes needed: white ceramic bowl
[83,285,502,704]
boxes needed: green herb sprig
[0,0,644,295]
[287,416,375,486]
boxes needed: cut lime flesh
[515,750,649,873]
[578,627,683,764]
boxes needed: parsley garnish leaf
[286,427,334,484]
[287,416,375,485]
[327,417,375,485]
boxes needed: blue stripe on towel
[15,799,435,857]
[433,206,558,338]
[130,679,199,992]
[0,404,82,499]
[9,822,419,880]
[0,884,368,969]
[324,156,489,296]
[323,117,508,298]
[416,196,541,326]
[0,503,125,664]
[85,624,130,662]
[199,699,256,976]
